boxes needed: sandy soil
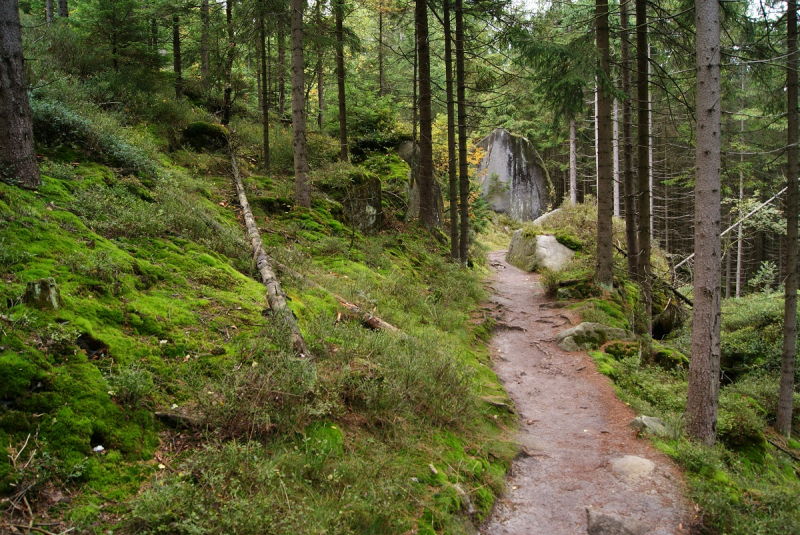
[480,251,694,535]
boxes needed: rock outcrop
[506,229,575,272]
[476,128,551,221]
[556,322,635,352]
[342,177,383,234]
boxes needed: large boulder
[556,322,635,352]
[476,128,551,221]
[506,229,575,272]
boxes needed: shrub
[182,121,229,152]
[108,365,155,409]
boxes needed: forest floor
[480,251,694,535]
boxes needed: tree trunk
[569,118,578,204]
[456,0,469,261]
[686,0,722,446]
[613,98,620,217]
[260,3,270,173]
[595,0,614,289]
[57,0,67,18]
[221,1,235,126]
[46,0,53,23]
[415,0,436,228]
[230,151,310,358]
[315,0,324,131]
[291,0,311,207]
[444,0,458,259]
[636,0,652,327]
[777,0,798,436]
[379,3,385,97]
[201,0,209,83]
[334,0,348,161]
[620,0,638,278]
[278,17,287,117]
[173,15,182,99]
[0,0,41,189]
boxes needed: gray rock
[586,509,649,535]
[556,322,635,352]
[532,207,562,227]
[629,416,668,437]
[507,230,575,273]
[609,455,655,479]
[476,128,551,221]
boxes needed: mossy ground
[1,114,514,533]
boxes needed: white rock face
[476,128,551,221]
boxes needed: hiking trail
[481,251,693,535]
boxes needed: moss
[554,230,584,251]
[304,422,344,456]
[0,351,43,399]
[604,341,639,360]
[650,343,689,370]
[589,350,618,379]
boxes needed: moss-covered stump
[342,177,383,234]
[182,121,228,152]
[22,278,62,310]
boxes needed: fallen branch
[229,147,310,358]
[269,257,401,333]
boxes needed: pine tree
[0,0,41,189]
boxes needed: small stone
[610,455,655,479]
[92,445,104,453]
[586,508,649,535]
[629,416,668,437]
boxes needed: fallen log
[229,149,310,358]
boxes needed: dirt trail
[481,251,693,535]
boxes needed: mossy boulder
[556,322,635,352]
[650,343,689,370]
[506,229,575,272]
[181,122,228,152]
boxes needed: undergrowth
[1,75,513,534]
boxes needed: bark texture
[201,0,209,83]
[291,0,310,207]
[595,0,614,289]
[57,0,67,17]
[173,15,182,99]
[260,4,270,172]
[636,0,652,327]
[777,0,798,436]
[456,0,469,261]
[686,0,722,446]
[569,118,577,204]
[334,0,348,161]
[0,0,41,189]
[46,0,54,23]
[620,0,638,278]
[444,0,459,259]
[415,0,437,228]
[221,1,235,126]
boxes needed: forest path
[480,251,693,535]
